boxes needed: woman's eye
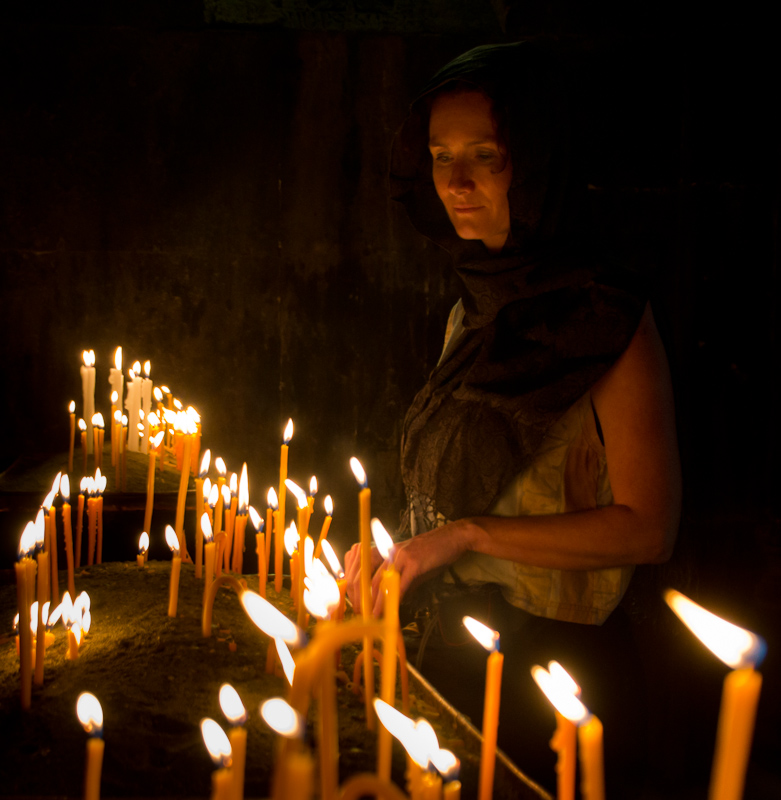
[433,152,453,163]
[476,150,498,162]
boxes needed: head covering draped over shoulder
[391,42,647,529]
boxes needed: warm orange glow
[132,360,141,374]
[350,457,367,487]
[219,684,247,725]
[208,484,219,509]
[69,400,76,413]
[113,410,121,424]
[324,495,333,516]
[43,489,56,511]
[221,484,231,506]
[374,699,415,750]
[76,692,103,734]
[201,718,232,766]
[374,700,439,768]
[110,391,118,405]
[267,487,278,510]
[371,518,394,560]
[240,590,303,645]
[165,525,180,555]
[531,665,589,724]
[303,559,340,619]
[248,506,263,531]
[275,639,296,685]
[153,386,163,402]
[203,478,212,502]
[431,748,460,781]
[549,660,581,696]
[229,472,238,495]
[215,457,227,477]
[18,521,37,558]
[82,350,95,368]
[463,616,500,653]
[199,449,211,477]
[138,532,149,555]
[150,431,164,449]
[114,347,122,371]
[160,385,170,395]
[664,589,766,668]
[79,418,87,432]
[285,479,307,510]
[283,418,294,444]
[309,475,317,496]
[143,360,151,378]
[284,523,298,556]
[61,474,71,501]
[34,510,45,547]
[238,464,249,511]
[260,698,302,738]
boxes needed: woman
[347,41,680,793]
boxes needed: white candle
[125,364,142,453]
[108,347,123,428]
[81,350,96,455]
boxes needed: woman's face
[428,90,512,253]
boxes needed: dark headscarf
[391,42,646,528]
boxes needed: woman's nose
[448,161,475,194]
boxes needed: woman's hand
[344,542,384,613]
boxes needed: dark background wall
[1,0,779,795]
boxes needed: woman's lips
[452,205,484,214]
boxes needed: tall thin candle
[276,419,293,593]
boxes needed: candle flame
[82,350,95,367]
[373,700,435,766]
[350,457,367,487]
[43,489,56,512]
[371,518,394,561]
[664,589,766,669]
[320,539,343,579]
[18,521,37,559]
[61,474,71,501]
[431,748,460,781]
[248,506,263,531]
[531,665,589,724]
[80,476,89,493]
[186,406,200,424]
[154,386,163,402]
[30,602,40,635]
[309,475,317,496]
[150,431,165,448]
[112,347,121,370]
[76,692,103,735]
[228,472,238,494]
[283,418,294,444]
[241,590,304,646]
[69,400,76,413]
[79,418,87,432]
[199,449,211,478]
[324,495,333,516]
[143,360,150,377]
[114,410,121,423]
[165,525,180,555]
[239,466,250,509]
[275,639,296,686]
[284,479,307,510]
[51,472,62,496]
[91,413,103,427]
[34,510,45,547]
[111,391,118,404]
[304,559,340,620]
[219,684,247,725]
[284,523,298,556]
[202,477,212,501]
[463,616,500,653]
[138,532,149,554]
[549,660,581,696]
[201,513,214,544]
[132,360,141,373]
[215,457,226,477]
[200,718,232,767]
[267,487,278,510]
[221,484,231,506]
[208,484,219,508]
[260,698,302,738]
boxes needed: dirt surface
[0,562,514,800]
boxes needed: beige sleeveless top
[436,300,634,625]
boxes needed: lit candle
[214,457,227,541]
[219,684,248,800]
[463,616,503,800]
[202,514,216,636]
[225,472,238,572]
[307,476,317,515]
[68,401,76,474]
[120,414,128,491]
[138,532,149,568]
[207,482,218,527]
[79,418,88,475]
[314,495,333,559]
[372,518,400,781]
[15,523,36,709]
[174,413,195,558]
[531,662,581,800]
[140,360,152,454]
[320,540,347,623]
[266,488,278,586]
[350,457,375,727]
[62,593,82,661]
[276,419,293,592]
[665,589,766,800]
[285,523,299,609]
[96,471,106,564]
[77,693,104,800]
[76,478,87,567]
[61,475,76,600]
[201,718,233,800]
[143,431,165,538]
[125,363,142,452]
[232,465,249,574]
[249,506,266,597]
[285,479,309,627]
[260,698,309,800]
[45,478,60,606]
[165,525,182,617]
[195,450,211,578]
[108,347,124,460]
[34,511,49,686]
[81,350,96,455]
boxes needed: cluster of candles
[11,349,769,800]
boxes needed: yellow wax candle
[225,494,238,571]
[67,626,81,660]
[211,768,231,800]
[552,711,577,800]
[76,490,85,567]
[256,531,266,595]
[96,493,104,565]
[15,558,33,710]
[48,505,59,606]
[215,467,227,538]
[165,525,182,617]
[34,550,49,686]
[120,419,128,491]
[276,420,293,592]
[80,419,88,476]
[443,780,461,800]
[77,693,104,800]
[86,497,96,566]
[709,668,762,800]
[63,498,76,601]
[419,771,442,800]
[318,627,339,800]
[195,478,204,578]
[202,514,216,636]
[174,431,193,556]
[296,506,308,628]
[265,492,276,582]
[314,495,333,559]
[219,685,248,800]
[578,715,605,800]
[143,432,164,538]
[283,750,314,800]
[69,402,76,474]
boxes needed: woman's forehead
[428,91,499,146]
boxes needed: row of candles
[15,386,769,800]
